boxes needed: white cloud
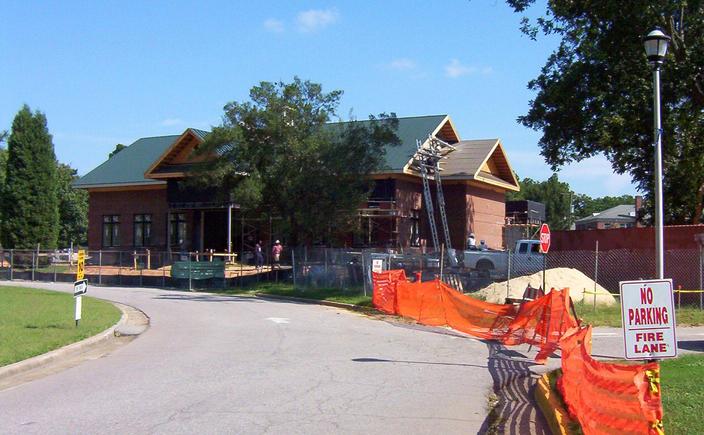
[160,118,183,127]
[263,18,284,33]
[444,59,492,78]
[560,155,638,196]
[296,9,339,33]
[387,58,417,71]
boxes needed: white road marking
[265,317,290,324]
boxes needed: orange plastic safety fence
[372,270,578,362]
[372,271,664,433]
[371,270,407,314]
[558,326,663,435]
[503,288,580,363]
[394,278,517,339]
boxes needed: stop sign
[539,223,551,253]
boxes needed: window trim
[102,215,121,248]
[133,213,152,247]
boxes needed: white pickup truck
[462,239,544,278]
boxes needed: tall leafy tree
[508,173,574,230]
[506,1,704,223]
[56,163,88,247]
[108,143,126,159]
[196,78,400,245]
[1,105,59,249]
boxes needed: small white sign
[74,279,88,297]
[372,259,383,274]
[620,279,677,360]
[75,295,83,322]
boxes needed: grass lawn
[573,300,704,327]
[0,286,121,367]
[219,282,373,307]
[661,354,704,434]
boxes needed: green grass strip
[661,354,704,434]
[574,301,704,327]
[218,282,373,307]
[0,286,121,367]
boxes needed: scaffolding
[357,200,402,248]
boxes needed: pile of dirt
[477,267,616,306]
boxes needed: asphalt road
[0,282,499,434]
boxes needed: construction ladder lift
[410,135,459,269]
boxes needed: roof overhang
[78,182,167,192]
[144,129,206,179]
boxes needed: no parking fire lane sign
[620,279,677,360]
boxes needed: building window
[102,215,120,247]
[170,213,187,247]
[133,214,152,247]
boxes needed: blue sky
[0,0,637,197]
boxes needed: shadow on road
[351,357,487,369]
[153,294,263,303]
[678,339,704,352]
[477,343,549,435]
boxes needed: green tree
[506,1,704,223]
[1,105,59,249]
[196,77,400,245]
[56,163,88,247]
[108,143,126,159]
[573,194,635,220]
[508,173,574,230]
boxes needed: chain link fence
[288,245,704,308]
[2,245,702,308]
[0,248,292,291]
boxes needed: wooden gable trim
[471,139,519,190]
[432,115,460,144]
[144,129,204,179]
[401,115,460,177]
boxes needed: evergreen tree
[1,105,59,249]
[56,163,88,247]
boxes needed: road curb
[534,371,578,435]
[0,300,147,381]
[253,293,372,312]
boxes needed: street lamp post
[644,28,671,280]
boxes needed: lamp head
[644,28,671,66]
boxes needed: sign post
[74,249,87,327]
[620,279,677,360]
[539,224,550,290]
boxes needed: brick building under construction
[75,115,520,253]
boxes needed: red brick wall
[443,184,468,249]
[550,225,704,251]
[395,179,422,248]
[88,188,171,250]
[466,185,505,249]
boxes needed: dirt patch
[477,267,616,306]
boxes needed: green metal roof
[327,114,448,171]
[75,116,448,188]
[74,134,180,188]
